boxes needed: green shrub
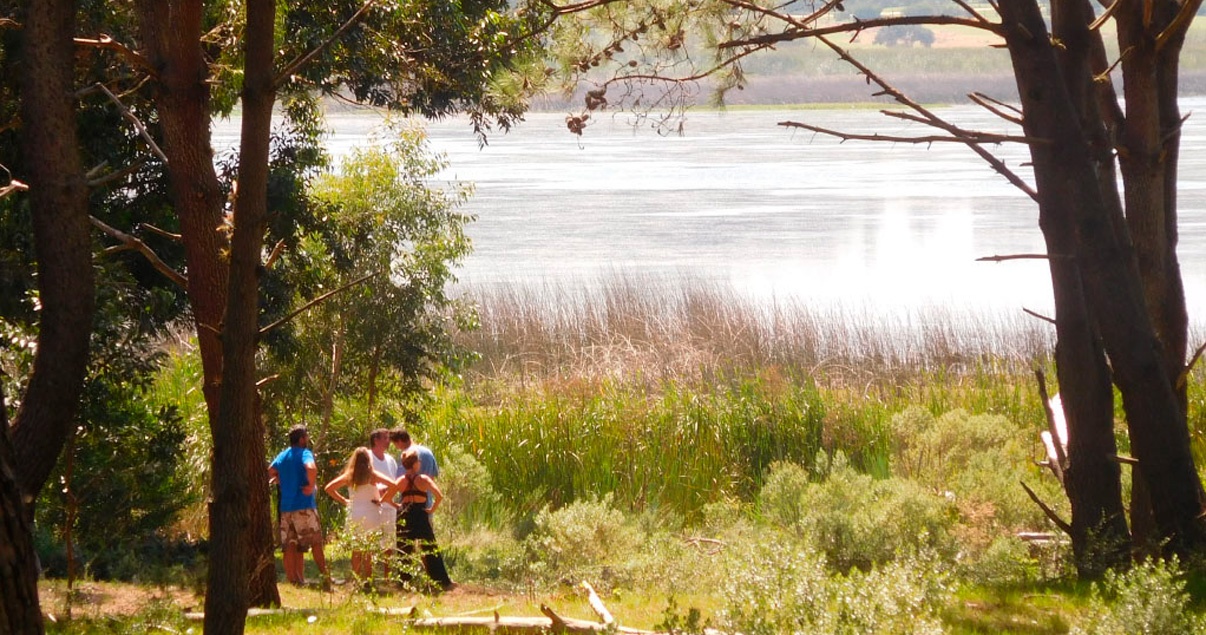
[522,494,639,585]
[759,454,959,571]
[891,407,1057,538]
[1072,558,1206,635]
[716,540,953,635]
[438,443,507,529]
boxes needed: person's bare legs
[351,551,373,581]
[283,544,304,585]
[311,541,331,590]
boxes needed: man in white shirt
[368,428,399,579]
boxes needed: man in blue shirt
[269,426,330,588]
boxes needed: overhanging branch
[275,0,380,86]
[259,271,381,337]
[813,35,1039,201]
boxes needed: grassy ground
[39,573,1101,634]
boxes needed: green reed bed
[429,374,828,518]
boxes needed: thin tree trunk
[317,326,345,451]
[204,0,277,631]
[248,395,282,608]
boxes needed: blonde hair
[343,447,374,486]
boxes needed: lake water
[215,99,1206,318]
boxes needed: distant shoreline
[531,70,1206,112]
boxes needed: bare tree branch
[0,180,29,199]
[1036,369,1068,479]
[259,271,381,337]
[1023,307,1056,325]
[969,92,1024,126]
[79,82,169,164]
[1089,0,1121,30]
[976,253,1063,262]
[264,239,287,270]
[1177,341,1206,390]
[1,162,28,199]
[90,216,188,289]
[949,0,995,23]
[140,223,181,242]
[812,36,1039,200]
[1156,0,1204,51]
[778,120,1027,146]
[275,0,380,86]
[86,160,146,188]
[1021,481,1073,534]
[880,109,1039,143]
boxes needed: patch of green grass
[946,581,1088,634]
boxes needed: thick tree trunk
[204,0,277,631]
[1002,0,1206,560]
[11,0,96,503]
[1002,0,1130,576]
[4,0,94,630]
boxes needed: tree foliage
[263,121,477,425]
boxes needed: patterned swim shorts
[280,509,324,549]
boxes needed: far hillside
[716,15,1206,104]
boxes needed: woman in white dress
[324,447,400,581]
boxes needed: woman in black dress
[396,449,454,590]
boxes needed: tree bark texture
[134,0,229,420]
[1116,0,1191,395]
[11,0,96,503]
[1001,0,1206,559]
[204,0,277,631]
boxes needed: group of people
[267,425,453,592]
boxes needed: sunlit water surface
[215,99,1206,321]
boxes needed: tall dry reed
[456,273,1055,390]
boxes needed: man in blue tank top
[269,426,330,589]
